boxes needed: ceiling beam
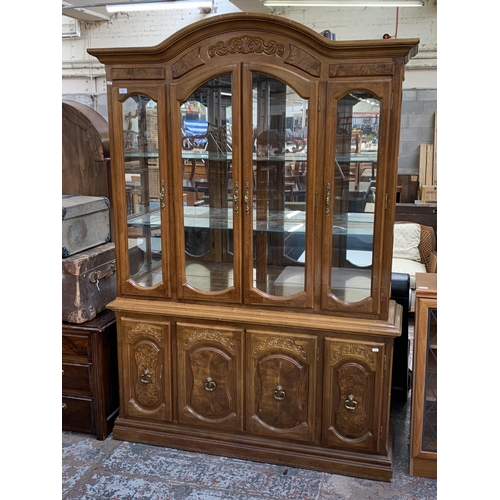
[228,0,272,13]
[62,2,110,22]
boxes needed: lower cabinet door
[246,330,317,442]
[120,315,172,422]
[177,323,244,432]
[322,337,386,453]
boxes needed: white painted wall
[62,0,437,104]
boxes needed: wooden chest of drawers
[62,309,119,440]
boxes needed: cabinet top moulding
[87,12,419,68]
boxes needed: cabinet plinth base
[112,417,395,482]
[410,456,437,479]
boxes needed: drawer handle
[62,403,67,410]
[204,377,216,392]
[344,394,358,410]
[273,385,286,401]
[139,370,152,385]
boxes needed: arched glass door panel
[180,75,234,293]
[330,91,380,304]
[251,73,309,297]
[122,94,162,288]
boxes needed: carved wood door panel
[246,330,317,442]
[120,316,172,422]
[322,337,386,453]
[177,323,244,432]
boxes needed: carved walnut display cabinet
[88,13,418,481]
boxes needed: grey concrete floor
[62,397,437,500]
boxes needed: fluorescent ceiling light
[263,1,424,6]
[106,1,212,12]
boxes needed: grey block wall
[398,89,437,175]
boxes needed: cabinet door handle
[344,394,358,410]
[62,403,67,410]
[204,377,217,392]
[233,182,239,214]
[140,370,152,385]
[159,180,166,211]
[325,183,331,217]
[244,182,250,214]
[273,385,286,401]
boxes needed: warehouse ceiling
[62,0,271,22]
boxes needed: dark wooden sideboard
[62,309,119,440]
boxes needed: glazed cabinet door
[176,323,244,432]
[246,330,317,442]
[322,337,387,453]
[241,66,317,309]
[171,66,243,303]
[109,84,171,298]
[321,78,395,318]
[119,315,172,422]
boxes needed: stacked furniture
[62,309,119,440]
[62,102,120,439]
[87,13,418,480]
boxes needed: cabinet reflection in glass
[330,91,380,304]
[122,94,163,288]
[181,75,234,293]
[252,73,309,297]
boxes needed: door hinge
[317,347,320,361]
[385,193,388,209]
[384,354,387,370]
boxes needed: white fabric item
[393,223,421,262]
[392,258,427,289]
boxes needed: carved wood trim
[172,47,205,79]
[329,62,395,78]
[208,36,284,58]
[332,343,375,365]
[284,44,321,77]
[111,68,165,80]
[128,323,163,342]
[253,336,307,359]
[183,328,235,351]
[134,343,160,407]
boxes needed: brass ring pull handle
[244,182,250,214]
[344,394,358,410]
[233,182,239,214]
[204,377,217,392]
[273,385,286,401]
[325,183,331,217]
[140,370,152,385]
[62,403,67,410]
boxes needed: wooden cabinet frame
[88,13,418,481]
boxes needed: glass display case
[410,272,437,478]
[88,13,418,481]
